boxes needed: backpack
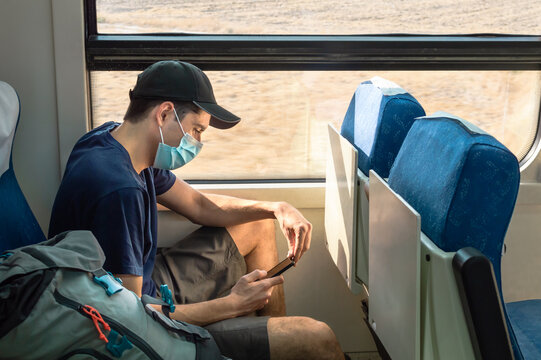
[0,230,228,360]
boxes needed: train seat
[0,81,45,252]
[370,111,528,359]
[324,76,425,294]
[506,299,541,359]
[387,111,518,293]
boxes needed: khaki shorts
[152,226,270,360]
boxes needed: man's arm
[116,270,283,326]
[116,274,143,297]
[156,178,275,227]
[157,178,312,261]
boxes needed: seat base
[507,299,541,360]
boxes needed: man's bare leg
[227,219,286,316]
[227,221,344,359]
[268,317,344,360]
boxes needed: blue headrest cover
[340,77,425,177]
[388,112,520,286]
[0,81,19,176]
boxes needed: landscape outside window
[91,70,541,180]
[96,0,541,35]
[91,1,541,180]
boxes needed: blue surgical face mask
[153,108,203,170]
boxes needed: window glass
[96,0,541,35]
[90,70,541,180]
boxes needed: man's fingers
[261,275,284,288]
[301,224,312,261]
[286,228,296,257]
[294,227,305,262]
[304,225,312,257]
[243,269,267,283]
[287,249,294,259]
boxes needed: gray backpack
[0,230,228,360]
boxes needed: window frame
[84,0,541,178]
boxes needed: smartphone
[265,256,295,279]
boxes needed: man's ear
[155,101,175,127]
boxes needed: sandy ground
[96,0,541,35]
[92,1,541,180]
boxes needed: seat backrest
[326,77,425,293]
[387,111,521,358]
[0,81,45,252]
[340,76,425,177]
[387,111,519,288]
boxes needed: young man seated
[49,60,345,360]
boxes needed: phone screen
[266,257,295,278]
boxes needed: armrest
[453,247,514,360]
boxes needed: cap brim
[193,101,241,129]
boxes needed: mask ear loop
[173,108,187,136]
[158,126,165,144]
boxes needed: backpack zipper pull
[82,305,111,343]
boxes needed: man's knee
[228,218,276,255]
[311,319,341,349]
[268,317,343,360]
[302,318,342,357]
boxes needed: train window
[90,70,541,180]
[87,0,541,179]
[96,0,541,35]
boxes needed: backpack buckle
[93,273,123,296]
[106,329,133,357]
[160,284,175,314]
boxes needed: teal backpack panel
[0,231,228,360]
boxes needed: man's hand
[227,270,284,316]
[274,202,312,263]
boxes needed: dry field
[92,0,541,180]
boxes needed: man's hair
[123,98,201,123]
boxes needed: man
[49,61,344,360]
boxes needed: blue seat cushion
[507,300,541,360]
[340,77,425,177]
[387,112,520,288]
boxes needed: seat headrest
[0,81,20,177]
[340,77,425,177]
[388,112,520,285]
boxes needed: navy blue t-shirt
[48,122,176,296]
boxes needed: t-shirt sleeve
[90,188,147,276]
[152,168,176,195]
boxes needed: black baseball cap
[129,61,240,129]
